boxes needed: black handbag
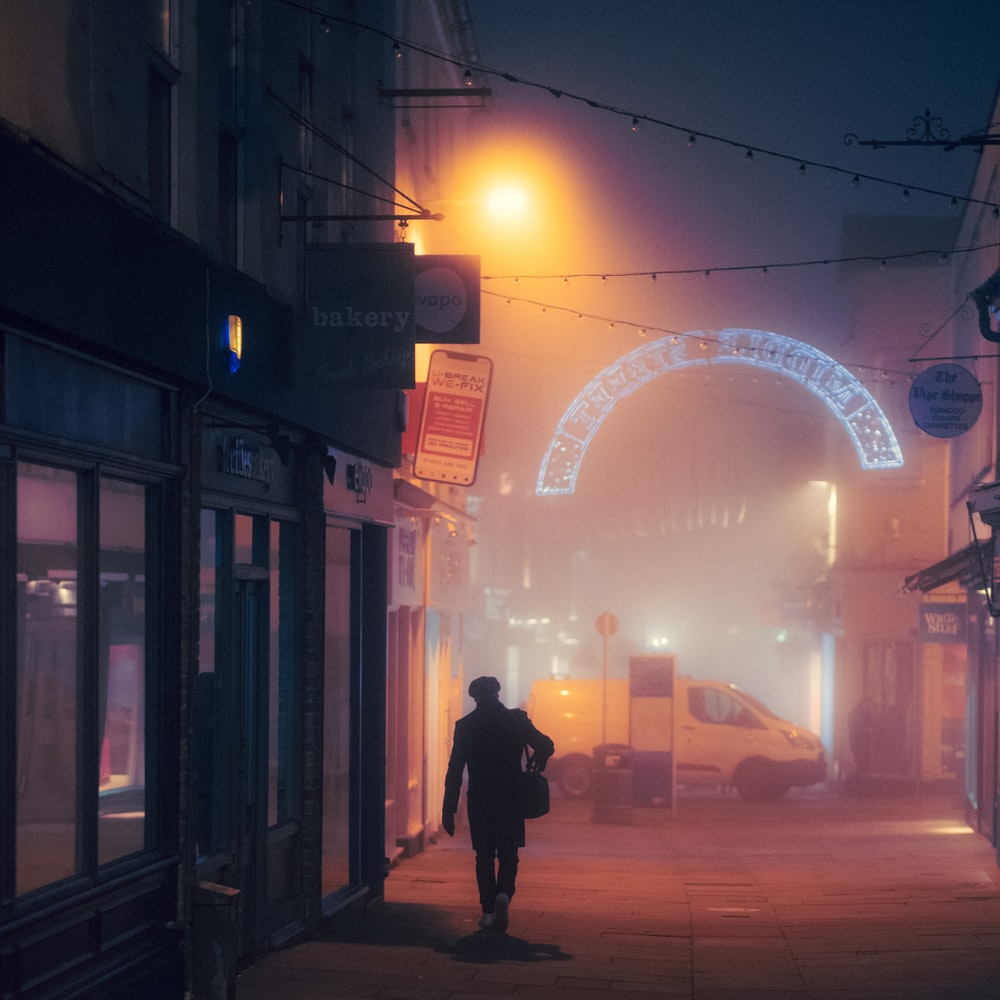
[516,766,550,819]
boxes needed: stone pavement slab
[236,789,1000,999]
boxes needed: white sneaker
[478,912,494,929]
[493,893,510,933]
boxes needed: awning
[902,537,993,594]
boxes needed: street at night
[237,787,1000,999]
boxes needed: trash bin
[193,881,240,1000]
[591,743,634,824]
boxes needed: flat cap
[468,676,501,701]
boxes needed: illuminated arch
[536,328,904,496]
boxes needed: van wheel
[557,755,593,798]
[734,759,785,801]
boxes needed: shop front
[1,330,184,999]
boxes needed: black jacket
[443,700,554,850]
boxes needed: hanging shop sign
[303,244,416,389]
[909,364,982,438]
[917,603,967,644]
[414,255,480,344]
[413,350,492,486]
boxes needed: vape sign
[414,350,492,486]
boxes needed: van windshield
[731,687,782,721]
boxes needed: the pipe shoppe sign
[302,245,480,389]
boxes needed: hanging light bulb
[851,175,860,188]
[745,148,755,162]
[902,188,911,201]
[798,162,807,176]
[687,134,697,147]
[319,15,330,33]
[463,69,474,87]
[630,117,640,133]
[392,41,402,58]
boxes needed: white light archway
[536,328,904,496]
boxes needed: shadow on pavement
[316,900,573,966]
[445,930,572,965]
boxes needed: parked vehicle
[525,677,827,800]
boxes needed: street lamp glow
[485,185,529,220]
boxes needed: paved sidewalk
[236,789,1000,998]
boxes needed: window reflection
[16,464,80,894]
[195,509,222,858]
[322,524,353,896]
[97,477,147,865]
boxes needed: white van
[525,677,826,800]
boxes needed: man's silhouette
[442,676,554,932]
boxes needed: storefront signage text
[909,364,983,439]
[918,602,967,644]
[219,436,273,485]
[347,461,374,503]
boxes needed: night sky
[442,1,1000,709]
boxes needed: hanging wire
[275,0,1000,217]
[482,241,1000,283]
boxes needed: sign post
[595,611,618,744]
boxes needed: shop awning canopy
[902,537,992,594]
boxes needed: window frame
[2,449,177,913]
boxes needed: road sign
[595,611,618,636]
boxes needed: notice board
[413,350,492,486]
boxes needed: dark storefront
[1,126,399,997]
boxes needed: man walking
[442,676,555,932]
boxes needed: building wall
[0,1,475,996]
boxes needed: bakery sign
[303,244,416,389]
[302,247,482,390]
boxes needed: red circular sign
[595,611,618,636]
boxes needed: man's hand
[442,812,455,837]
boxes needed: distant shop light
[226,315,243,373]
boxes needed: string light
[485,288,960,388]
[275,0,1000,217]
[480,240,1000,284]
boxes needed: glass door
[196,509,301,962]
[233,573,268,961]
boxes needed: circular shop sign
[909,363,982,438]
[415,266,468,335]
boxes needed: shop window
[195,509,224,859]
[15,465,79,894]
[195,510,301,860]
[269,520,299,826]
[14,463,154,897]
[322,524,354,896]
[97,477,147,865]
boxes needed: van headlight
[780,728,816,750]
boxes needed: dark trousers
[475,846,518,912]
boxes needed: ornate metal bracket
[844,108,999,151]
